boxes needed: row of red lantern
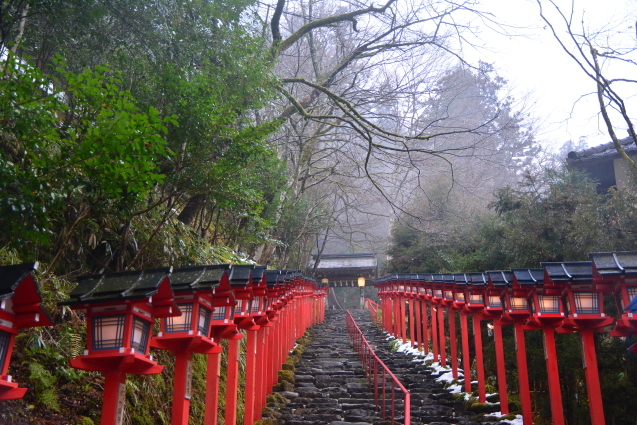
[375,251,637,425]
[0,263,327,425]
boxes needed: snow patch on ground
[484,412,524,425]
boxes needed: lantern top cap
[265,270,281,287]
[541,261,593,282]
[169,265,229,293]
[61,267,174,306]
[452,273,469,285]
[0,262,53,327]
[229,265,253,287]
[486,270,513,286]
[589,251,637,276]
[0,262,38,300]
[442,274,455,284]
[511,268,544,285]
[251,265,268,282]
[466,272,487,285]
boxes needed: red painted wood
[224,338,241,425]
[493,321,509,414]
[100,370,126,425]
[514,323,533,425]
[581,330,606,425]
[438,307,446,366]
[204,351,221,425]
[244,329,258,425]
[409,299,416,347]
[473,316,486,403]
[415,300,422,351]
[431,305,439,362]
[448,310,458,379]
[542,326,565,425]
[422,302,429,354]
[460,313,472,393]
[399,296,407,341]
[171,351,193,425]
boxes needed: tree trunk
[177,194,206,226]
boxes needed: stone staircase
[263,309,482,425]
[348,310,479,425]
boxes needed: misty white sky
[465,0,637,151]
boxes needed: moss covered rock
[278,369,295,384]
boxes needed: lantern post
[388,275,399,338]
[254,270,282,420]
[432,274,446,366]
[525,263,568,425]
[509,268,545,425]
[150,266,225,425]
[418,275,430,355]
[0,263,53,400]
[246,265,268,425]
[405,277,416,347]
[222,265,256,425]
[451,273,471,393]
[396,275,408,342]
[388,277,396,336]
[465,272,488,403]
[423,274,439,362]
[60,268,178,425]
[413,275,425,352]
[375,278,388,332]
[485,271,513,415]
[358,276,366,309]
[543,261,614,425]
[202,264,236,425]
[441,274,458,378]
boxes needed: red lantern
[509,268,545,425]
[60,268,178,425]
[0,263,53,400]
[465,272,487,313]
[465,272,488,403]
[542,261,614,425]
[151,266,226,425]
[589,251,637,339]
[452,273,472,393]
[485,271,514,415]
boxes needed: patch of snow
[447,384,463,394]
[485,413,524,425]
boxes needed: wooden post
[514,323,533,425]
[224,337,242,425]
[473,316,486,403]
[542,326,565,425]
[438,306,446,366]
[461,312,472,393]
[493,321,509,414]
[449,310,458,379]
[581,329,606,425]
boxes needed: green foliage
[388,339,401,352]
[0,53,171,252]
[387,165,637,425]
[386,167,637,274]
[28,362,60,412]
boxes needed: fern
[28,362,60,411]
[40,388,61,412]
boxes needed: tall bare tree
[537,0,637,170]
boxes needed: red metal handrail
[346,310,410,425]
[364,298,381,325]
